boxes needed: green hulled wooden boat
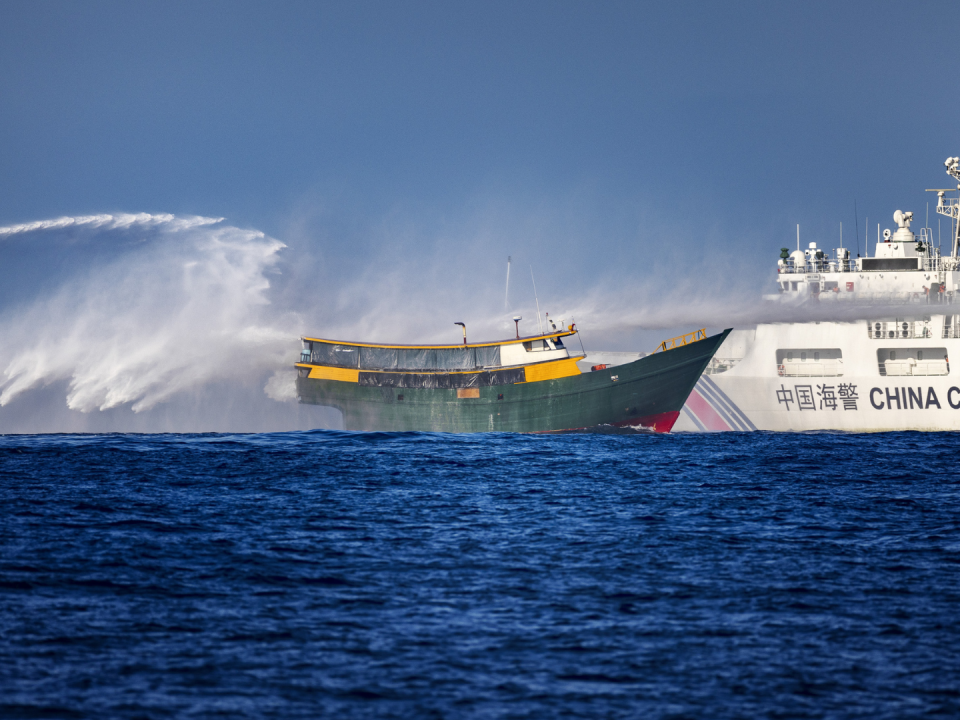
[296,325,731,433]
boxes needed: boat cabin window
[360,346,400,370]
[310,343,360,368]
[310,343,505,371]
[397,348,436,370]
[519,337,565,352]
[434,347,477,370]
[474,345,501,367]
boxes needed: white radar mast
[936,156,960,257]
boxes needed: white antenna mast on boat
[530,266,544,335]
[504,256,511,309]
[931,156,960,257]
[796,224,800,252]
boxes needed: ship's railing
[779,252,946,274]
[779,259,857,274]
[944,316,960,338]
[653,328,706,353]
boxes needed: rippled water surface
[2,430,959,718]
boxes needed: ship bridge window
[776,348,843,377]
[791,282,798,291]
[521,336,566,351]
[877,348,949,376]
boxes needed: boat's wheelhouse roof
[301,329,576,350]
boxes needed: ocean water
[1,431,958,719]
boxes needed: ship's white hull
[671,315,960,432]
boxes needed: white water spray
[0,214,301,425]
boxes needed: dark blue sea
[2,431,958,719]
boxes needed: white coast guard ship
[668,155,960,432]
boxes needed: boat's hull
[673,319,960,432]
[297,330,730,433]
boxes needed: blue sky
[0,1,959,430]
[3,1,958,238]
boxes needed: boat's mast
[504,256,511,309]
[530,266,543,335]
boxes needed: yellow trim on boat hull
[301,329,576,350]
[520,357,582,383]
[297,356,581,385]
[305,365,360,383]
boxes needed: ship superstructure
[669,155,960,432]
[774,158,960,304]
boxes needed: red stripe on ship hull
[684,388,732,432]
[612,410,680,433]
